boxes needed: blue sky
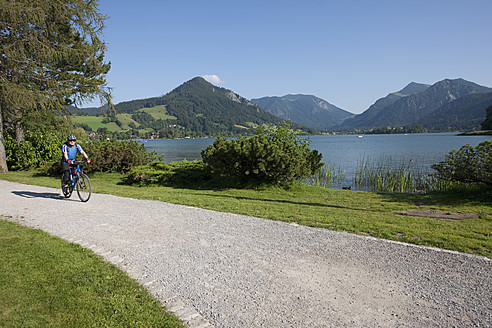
[86,0,492,114]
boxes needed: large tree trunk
[14,107,25,147]
[0,108,8,173]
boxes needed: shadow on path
[12,190,66,200]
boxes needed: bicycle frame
[68,163,83,191]
[62,160,91,202]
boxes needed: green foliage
[482,105,492,130]
[5,129,63,170]
[0,0,110,111]
[22,109,72,134]
[125,160,212,187]
[201,121,323,186]
[431,141,492,186]
[0,0,111,173]
[364,124,428,134]
[82,138,159,173]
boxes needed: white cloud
[203,74,224,84]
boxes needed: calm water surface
[144,133,491,186]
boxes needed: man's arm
[62,145,69,161]
[78,145,89,159]
[80,149,89,159]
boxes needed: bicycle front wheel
[76,173,92,202]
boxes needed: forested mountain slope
[252,94,353,129]
[339,79,492,131]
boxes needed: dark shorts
[61,161,70,172]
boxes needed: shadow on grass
[378,186,492,207]
[118,174,272,191]
[192,192,366,211]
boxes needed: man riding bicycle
[62,134,91,188]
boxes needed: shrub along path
[0,180,490,327]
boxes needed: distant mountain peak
[252,94,353,130]
[74,76,281,137]
[339,78,492,130]
[397,82,431,96]
[173,76,212,91]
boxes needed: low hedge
[124,160,212,187]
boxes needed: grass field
[72,116,121,132]
[72,105,176,133]
[138,105,177,121]
[0,219,185,327]
[1,171,491,258]
[115,113,140,129]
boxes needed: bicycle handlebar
[69,160,90,165]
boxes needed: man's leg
[62,162,70,186]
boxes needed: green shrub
[125,160,211,187]
[42,137,159,176]
[5,129,63,170]
[201,121,323,186]
[431,140,492,186]
[82,138,159,173]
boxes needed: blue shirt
[62,143,83,161]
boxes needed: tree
[431,141,492,186]
[0,0,111,173]
[481,105,492,130]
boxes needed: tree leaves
[431,141,492,186]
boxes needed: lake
[144,133,491,188]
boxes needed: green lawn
[1,171,491,258]
[0,219,185,327]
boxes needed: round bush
[431,140,492,186]
[201,121,323,186]
[82,138,159,173]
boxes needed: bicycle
[61,160,92,202]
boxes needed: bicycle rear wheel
[76,173,91,202]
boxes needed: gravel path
[1,180,491,327]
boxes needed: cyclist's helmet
[67,134,77,141]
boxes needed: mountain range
[251,95,353,130]
[75,77,492,136]
[338,82,431,129]
[255,79,492,132]
[340,78,492,131]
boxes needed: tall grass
[352,155,474,193]
[307,163,346,188]
[308,155,479,193]
[354,157,419,192]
